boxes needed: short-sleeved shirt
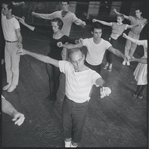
[59,61,101,103]
[110,22,128,39]
[82,38,112,65]
[1,14,20,41]
[128,16,147,35]
[46,10,84,36]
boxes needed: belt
[6,40,17,43]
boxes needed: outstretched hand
[113,8,117,13]
[92,19,97,22]
[17,48,26,55]
[129,56,136,62]
[12,112,25,126]
[82,21,86,27]
[31,11,36,16]
[78,38,83,44]
[57,42,63,48]
[100,87,111,98]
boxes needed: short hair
[91,22,102,32]
[117,14,124,20]
[2,0,13,10]
[135,6,143,13]
[68,48,84,59]
[51,18,63,30]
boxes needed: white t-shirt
[1,13,20,41]
[43,10,84,36]
[82,38,112,65]
[59,61,101,103]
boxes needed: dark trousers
[62,96,89,143]
[106,37,118,64]
[135,85,147,97]
[46,64,60,101]
[85,61,101,75]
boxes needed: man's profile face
[1,4,9,16]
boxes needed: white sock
[65,141,71,147]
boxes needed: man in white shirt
[58,22,127,74]
[17,47,111,147]
[1,1,23,92]
[31,1,86,37]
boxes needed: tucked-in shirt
[82,38,112,65]
[128,16,147,35]
[1,13,20,41]
[59,61,101,103]
[33,28,75,60]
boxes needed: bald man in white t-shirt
[17,47,111,147]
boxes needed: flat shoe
[3,84,11,90]
[7,85,16,92]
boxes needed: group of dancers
[1,1,147,147]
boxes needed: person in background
[1,95,25,126]
[17,47,111,147]
[1,1,23,92]
[114,7,147,66]
[31,1,86,60]
[0,1,24,65]
[57,22,127,75]
[32,1,86,36]
[93,13,138,71]
[18,17,76,103]
[31,1,86,103]
[123,33,147,99]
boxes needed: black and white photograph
[1,0,148,148]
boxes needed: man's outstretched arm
[17,49,59,68]
[31,11,55,20]
[113,8,129,20]
[2,95,25,126]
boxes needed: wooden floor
[1,25,148,148]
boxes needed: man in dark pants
[17,47,111,147]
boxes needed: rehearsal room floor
[1,24,148,148]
